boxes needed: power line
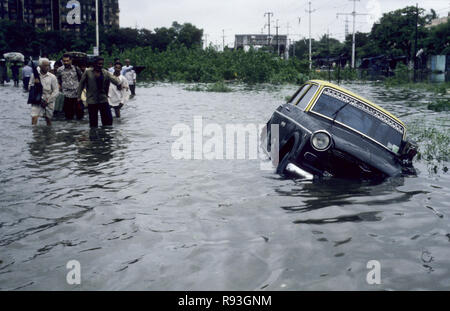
[315,0,340,11]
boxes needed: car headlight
[310,130,332,152]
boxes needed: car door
[275,84,311,139]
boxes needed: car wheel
[276,146,296,176]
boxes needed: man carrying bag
[28,58,59,126]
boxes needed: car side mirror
[400,140,418,163]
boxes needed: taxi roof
[308,80,406,129]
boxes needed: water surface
[0,82,449,290]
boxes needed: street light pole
[95,0,99,55]
[305,1,315,70]
[413,3,419,82]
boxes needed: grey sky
[119,0,450,46]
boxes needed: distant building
[0,0,119,31]
[235,34,288,54]
[426,12,449,28]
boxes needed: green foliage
[370,6,429,59]
[424,20,450,55]
[184,84,204,92]
[407,120,450,174]
[0,20,39,56]
[108,46,311,84]
[408,124,450,163]
[428,99,450,112]
[384,80,450,94]
[205,82,233,92]
[384,63,411,86]
[289,6,449,71]
[184,82,233,92]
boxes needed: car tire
[276,147,296,176]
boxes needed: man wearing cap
[29,58,59,126]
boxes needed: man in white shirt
[22,62,33,91]
[122,59,136,96]
[29,58,59,126]
[108,58,120,73]
[108,62,130,118]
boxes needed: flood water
[0,81,449,290]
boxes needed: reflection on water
[78,128,118,167]
[276,177,429,214]
[292,211,383,225]
[0,82,449,290]
[28,126,126,173]
[429,72,449,83]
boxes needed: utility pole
[286,22,291,59]
[204,33,209,49]
[413,3,419,82]
[327,29,331,81]
[293,39,296,58]
[264,12,274,48]
[289,38,291,57]
[275,19,280,56]
[306,1,316,70]
[337,0,368,68]
[222,29,226,51]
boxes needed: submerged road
[0,82,449,290]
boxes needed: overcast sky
[119,0,450,47]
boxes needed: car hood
[305,116,402,177]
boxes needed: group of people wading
[28,54,136,127]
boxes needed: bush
[103,46,312,84]
[384,63,411,86]
[428,99,450,112]
[206,82,233,92]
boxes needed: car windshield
[311,88,404,153]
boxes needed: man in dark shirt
[77,57,121,128]
[11,61,21,87]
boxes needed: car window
[312,88,404,153]
[296,84,319,110]
[288,84,309,105]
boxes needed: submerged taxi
[263,80,417,180]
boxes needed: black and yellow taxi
[263,80,417,180]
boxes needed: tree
[370,6,429,60]
[425,20,450,55]
[291,38,314,59]
[174,22,203,48]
